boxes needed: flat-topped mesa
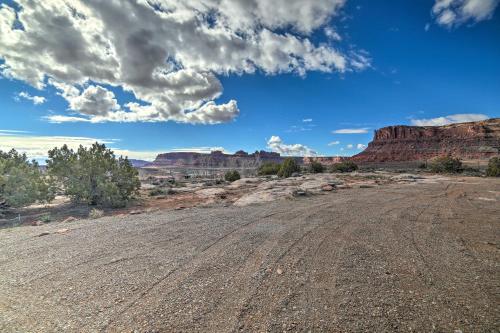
[151,150,285,168]
[149,150,341,169]
[352,118,500,163]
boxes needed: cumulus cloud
[332,128,369,134]
[346,144,354,149]
[0,0,369,124]
[410,113,489,126]
[356,143,367,149]
[67,85,120,116]
[328,140,340,146]
[16,92,46,105]
[302,118,313,122]
[267,136,317,156]
[432,0,499,27]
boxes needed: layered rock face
[151,150,284,169]
[150,150,345,169]
[352,118,500,163]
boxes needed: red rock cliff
[352,118,500,163]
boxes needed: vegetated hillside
[352,118,500,163]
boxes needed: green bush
[0,149,54,212]
[331,160,358,173]
[429,156,462,174]
[308,161,324,174]
[47,143,140,207]
[278,158,300,178]
[149,188,167,196]
[486,157,500,177]
[224,170,241,182]
[40,214,51,223]
[258,162,281,176]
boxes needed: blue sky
[0,0,499,160]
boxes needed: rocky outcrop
[149,150,347,169]
[151,150,284,169]
[352,118,500,163]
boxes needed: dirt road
[1,177,499,332]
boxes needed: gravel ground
[0,177,499,332]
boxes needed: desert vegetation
[308,161,325,174]
[278,158,300,178]
[47,143,140,207]
[486,157,500,177]
[0,149,53,216]
[428,156,463,174]
[331,161,358,173]
[1,143,142,218]
[258,162,281,176]
[224,170,241,182]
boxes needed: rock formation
[352,118,500,163]
[150,150,284,169]
[148,150,346,169]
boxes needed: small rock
[359,185,374,189]
[55,228,69,234]
[62,216,78,223]
[277,268,283,275]
[293,190,307,197]
[321,185,335,191]
[175,206,186,210]
[31,220,43,226]
[37,232,50,237]
[129,210,144,215]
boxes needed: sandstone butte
[352,118,500,163]
[145,118,499,168]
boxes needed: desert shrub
[40,214,51,223]
[331,161,358,173]
[308,161,324,174]
[224,170,241,182]
[258,162,281,176]
[149,188,167,196]
[418,162,427,169]
[89,208,104,219]
[47,143,140,207]
[278,158,300,178]
[0,149,54,214]
[429,156,462,174]
[486,157,500,177]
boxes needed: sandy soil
[0,176,499,332]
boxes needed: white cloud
[302,118,313,122]
[356,143,367,149]
[67,85,120,116]
[169,147,230,154]
[346,144,354,149]
[16,92,46,105]
[0,0,369,125]
[0,133,162,161]
[328,140,340,146]
[410,113,489,126]
[267,135,317,156]
[332,128,369,134]
[425,23,431,31]
[432,0,499,27]
[324,27,342,41]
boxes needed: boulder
[321,185,335,191]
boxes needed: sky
[0,0,499,161]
